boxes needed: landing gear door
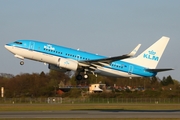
[29,42,35,51]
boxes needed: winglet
[128,44,141,57]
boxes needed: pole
[1,87,4,98]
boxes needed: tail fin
[123,36,170,69]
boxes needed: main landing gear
[75,69,89,80]
[76,74,89,81]
[75,69,98,81]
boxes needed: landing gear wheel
[20,61,24,65]
[76,75,83,80]
[84,74,89,79]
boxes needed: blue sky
[0,0,180,80]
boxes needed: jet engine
[57,58,78,71]
[48,64,69,72]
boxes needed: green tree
[161,75,174,86]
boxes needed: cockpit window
[14,41,22,44]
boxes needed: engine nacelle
[48,64,69,72]
[57,58,78,71]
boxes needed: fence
[0,98,180,104]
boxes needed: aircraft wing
[79,44,141,67]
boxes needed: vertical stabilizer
[123,36,170,68]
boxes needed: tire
[76,75,82,80]
[20,61,24,65]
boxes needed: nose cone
[5,44,8,48]
[5,44,8,49]
[5,44,12,52]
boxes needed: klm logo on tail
[143,50,159,61]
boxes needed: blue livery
[5,36,173,80]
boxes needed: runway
[1,110,180,118]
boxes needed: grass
[0,103,180,120]
[0,103,180,111]
[0,118,179,120]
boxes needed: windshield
[14,41,22,45]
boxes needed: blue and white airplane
[5,36,173,80]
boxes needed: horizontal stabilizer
[146,68,174,72]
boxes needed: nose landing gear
[20,61,24,65]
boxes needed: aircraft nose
[4,44,11,51]
[5,44,9,49]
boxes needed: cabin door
[29,42,35,51]
[128,65,134,75]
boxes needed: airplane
[5,36,173,80]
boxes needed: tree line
[0,70,179,98]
